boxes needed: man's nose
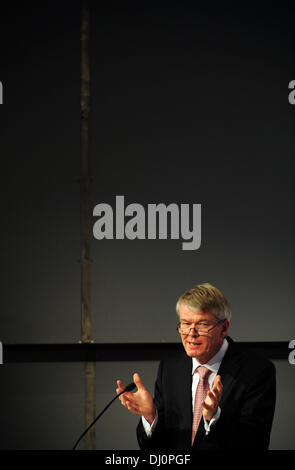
[188,327,199,336]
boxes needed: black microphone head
[124,382,136,392]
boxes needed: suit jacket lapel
[175,351,193,439]
[218,337,242,406]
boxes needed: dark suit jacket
[137,337,276,450]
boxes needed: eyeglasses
[177,319,225,336]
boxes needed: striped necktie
[191,365,211,445]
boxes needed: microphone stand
[72,382,136,450]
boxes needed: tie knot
[197,366,211,381]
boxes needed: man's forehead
[179,304,214,320]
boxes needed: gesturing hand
[116,373,156,425]
[202,375,223,421]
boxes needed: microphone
[72,381,136,450]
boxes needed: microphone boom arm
[72,382,136,450]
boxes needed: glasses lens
[178,320,224,335]
[178,326,209,335]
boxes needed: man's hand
[116,372,156,425]
[202,375,223,421]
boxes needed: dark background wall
[0,1,294,449]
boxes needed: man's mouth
[187,341,202,346]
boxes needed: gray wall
[0,1,294,449]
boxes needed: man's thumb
[133,372,145,390]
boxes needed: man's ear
[222,320,230,337]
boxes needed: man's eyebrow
[179,318,209,323]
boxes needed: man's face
[178,303,230,363]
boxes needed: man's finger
[212,376,223,395]
[116,379,125,391]
[213,382,222,395]
[214,375,223,388]
[201,399,215,412]
[116,379,130,401]
[207,389,218,402]
[210,385,221,401]
[133,372,145,391]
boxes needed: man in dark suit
[116,283,276,450]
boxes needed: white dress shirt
[142,338,229,437]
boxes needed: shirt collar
[192,337,229,375]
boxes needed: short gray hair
[176,282,232,321]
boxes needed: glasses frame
[176,319,225,335]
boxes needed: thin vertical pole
[80,0,96,450]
